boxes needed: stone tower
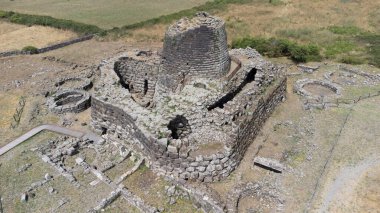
[162,12,230,79]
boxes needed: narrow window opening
[101,127,107,135]
[144,79,149,95]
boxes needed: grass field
[0,0,210,29]
[121,0,380,66]
[0,21,77,52]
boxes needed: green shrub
[358,34,380,67]
[269,0,284,6]
[324,40,356,58]
[0,10,7,18]
[22,46,38,54]
[0,10,105,35]
[276,28,313,40]
[231,36,321,63]
[339,56,365,65]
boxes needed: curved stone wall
[48,90,91,114]
[162,12,230,80]
[114,52,161,106]
[55,77,93,91]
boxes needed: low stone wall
[55,77,93,91]
[91,77,286,182]
[0,35,93,58]
[48,90,91,114]
[294,78,341,100]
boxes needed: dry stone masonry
[163,12,230,83]
[91,13,286,183]
[48,90,91,114]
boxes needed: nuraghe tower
[91,12,286,182]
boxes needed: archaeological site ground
[0,0,379,212]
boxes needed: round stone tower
[162,12,230,79]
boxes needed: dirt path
[319,157,380,212]
[0,124,102,156]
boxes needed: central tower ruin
[92,12,286,183]
[162,12,230,79]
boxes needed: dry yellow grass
[0,91,21,129]
[324,165,380,213]
[122,0,380,43]
[220,0,379,39]
[0,21,25,35]
[0,21,77,52]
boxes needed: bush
[324,40,356,58]
[22,46,39,54]
[340,56,365,65]
[0,10,104,35]
[357,34,380,68]
[231,36,321,63]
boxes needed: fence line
[0,34,93,58]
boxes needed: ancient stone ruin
[91,12,286,182]
[48,90,91,114]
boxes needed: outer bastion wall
[91,77,286,182]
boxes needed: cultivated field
[0,21,77,52]
[0,0,210,29]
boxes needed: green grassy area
[108,0,255,36]
[273,25,380,67]
[0,0,210,29]
[231,37,321,63]
[0,10,104,35]
[0,0,256,36]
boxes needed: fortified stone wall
[162,12,230,80]
[91,77,286,182]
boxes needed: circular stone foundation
[324,68,379,86]
[48,90,91,114]
[294,79,341,100]
[55,77,92,91]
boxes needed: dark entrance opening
[167,115,190,139]
[101,127,107,135]
[208,68,257,110]
[114,61,130,90]
[144,79,148,95]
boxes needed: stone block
[190,172,199,179]
[204,176,213,183]
[207,164,216,172]
[197,166,206,172]
[167,145,178,154]
[180,172,190,180]
[215,165,223,171]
